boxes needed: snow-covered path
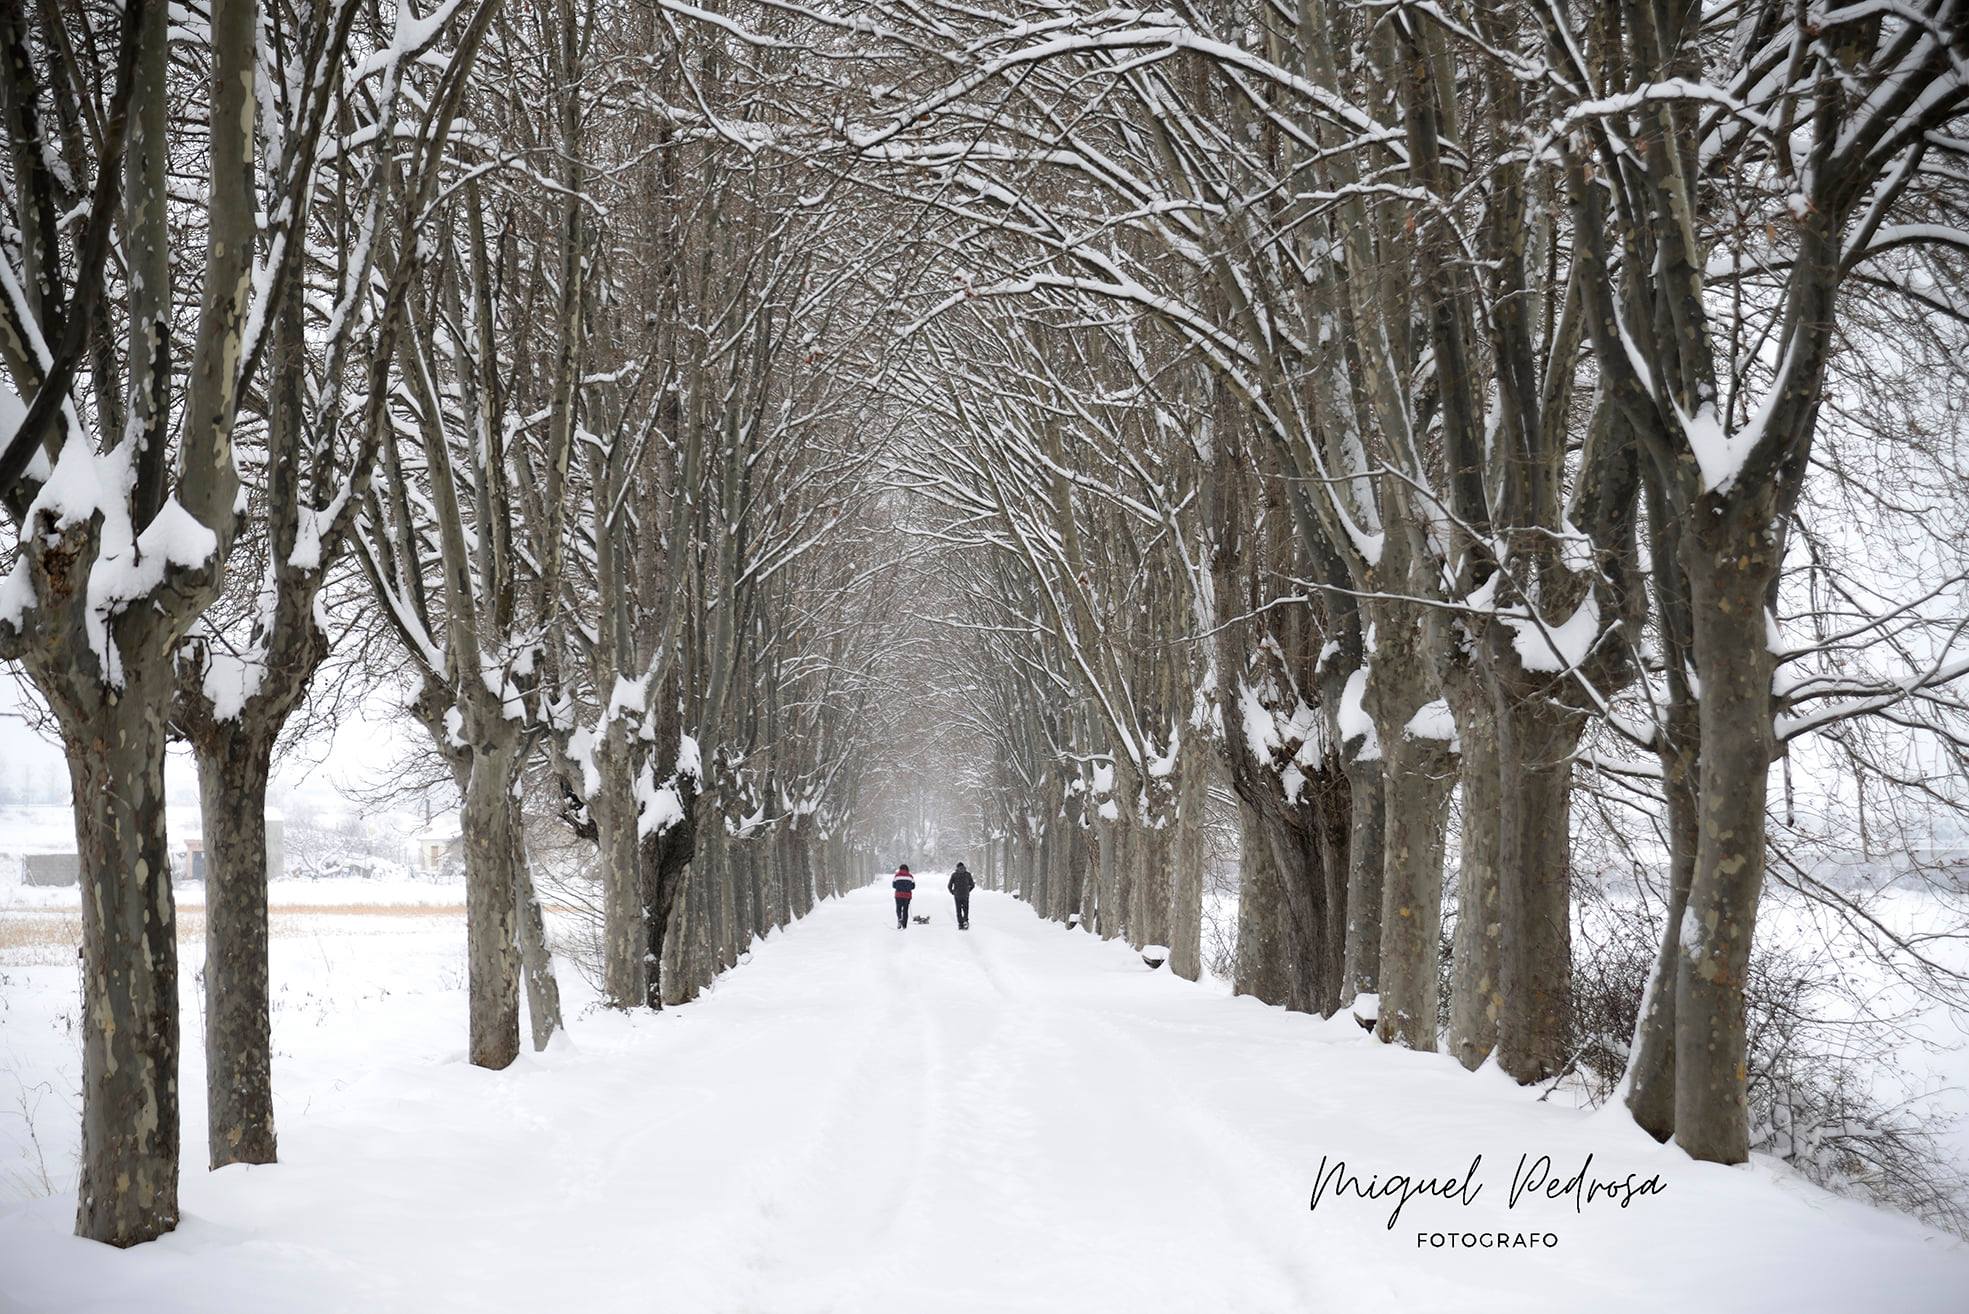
[4,884,1966,1313]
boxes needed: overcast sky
[0,669,416,808]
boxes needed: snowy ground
[3,883,1967,1313]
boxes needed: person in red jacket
[892,864,916,929]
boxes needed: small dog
[912,915,931,925]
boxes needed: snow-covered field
[2,881,1966,1312]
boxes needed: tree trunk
[463,744,522,1070]
[1077,827,1100,930]
[1374,742,1454,1050]
[1035,819,1055,919]
[512,831,563,1052]
[1624,730,1698,1139]
[1340,759,1385,1009]
[660,877,696,1007]
[1494,698,1582,1082]
[66,690,180,1246]
[1170,752,1207,980]
[194,730,277,1167]
[1311,763,1352,1014]
[693,859,720,990]
[596,741,644,1009]
[1238,784,1326,1012]
[1063,820,1090,925]
[1097,821,1123,938]
[1129,819,1172,951]
[1233,799,1293,1005]
[708,813,736,970]
[732,834,756,948]
[643,800,695,1009]
[1673,516,1779,1164]
[1446,706,1502,1070]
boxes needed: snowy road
[3,883,1966,1313]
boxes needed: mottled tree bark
[193,731,277,1166]
[1340,759,1385,1010]
[595,736,644,1009]
[1625,735,1698,1140]
[1128,820,1172,951]
[463,744,522,1070]
[1169,748,1208,980]
[1494,699,1582,1082]
[65,689,179,1246]
[513,831,562,1053]
[1077,827,1100,931]
[1233,800,1293,1005]
[1031,814,1053,921]
[1446,706,1501,1070]
[1374,741,1455,1050]
[1310,764,1352,1014]
[660,876,697,1008]
[643,795,696,1009]
[1097,821,1124,939]
[1626,499,1701,1139]
[705,809,735,971]
[1674,509,1779,1164]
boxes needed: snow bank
[0,888,1963,1313]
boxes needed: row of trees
[5,0,1966,1251]
[855,0,1969,1175]
[0,0,913,1247]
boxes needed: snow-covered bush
[1568,893,1967,1236]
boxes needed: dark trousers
[896,896,910,927]
[953,891,970,927]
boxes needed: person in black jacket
[892,865,916,929]
[948,862,975,929]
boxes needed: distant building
[20,852,79,887]
[5,804,284,887]
[412,812,463,873]
[181,818,285,881]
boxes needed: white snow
[199,645,266,721]
[1280,762,1307,804]
[1337,665,1381,762]
[675,734,703,782]
[0,560,33,632]
[0,378,23,447]
[606,675,648,720]
[635,771,686,837]
[16,430,223,683]
[1677,378,1793,496]
[134,498,220,572]
[1506,591,1601,674]
[1,889,1965,1312]
[567,724,602,799]
[1403,698,1458,747]
[1239,681,1280,764]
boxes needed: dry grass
[0,913,80,958]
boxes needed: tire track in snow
[648,911,928,1312]
[728,923,944,1313]
[1068,1000,1329,1311]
